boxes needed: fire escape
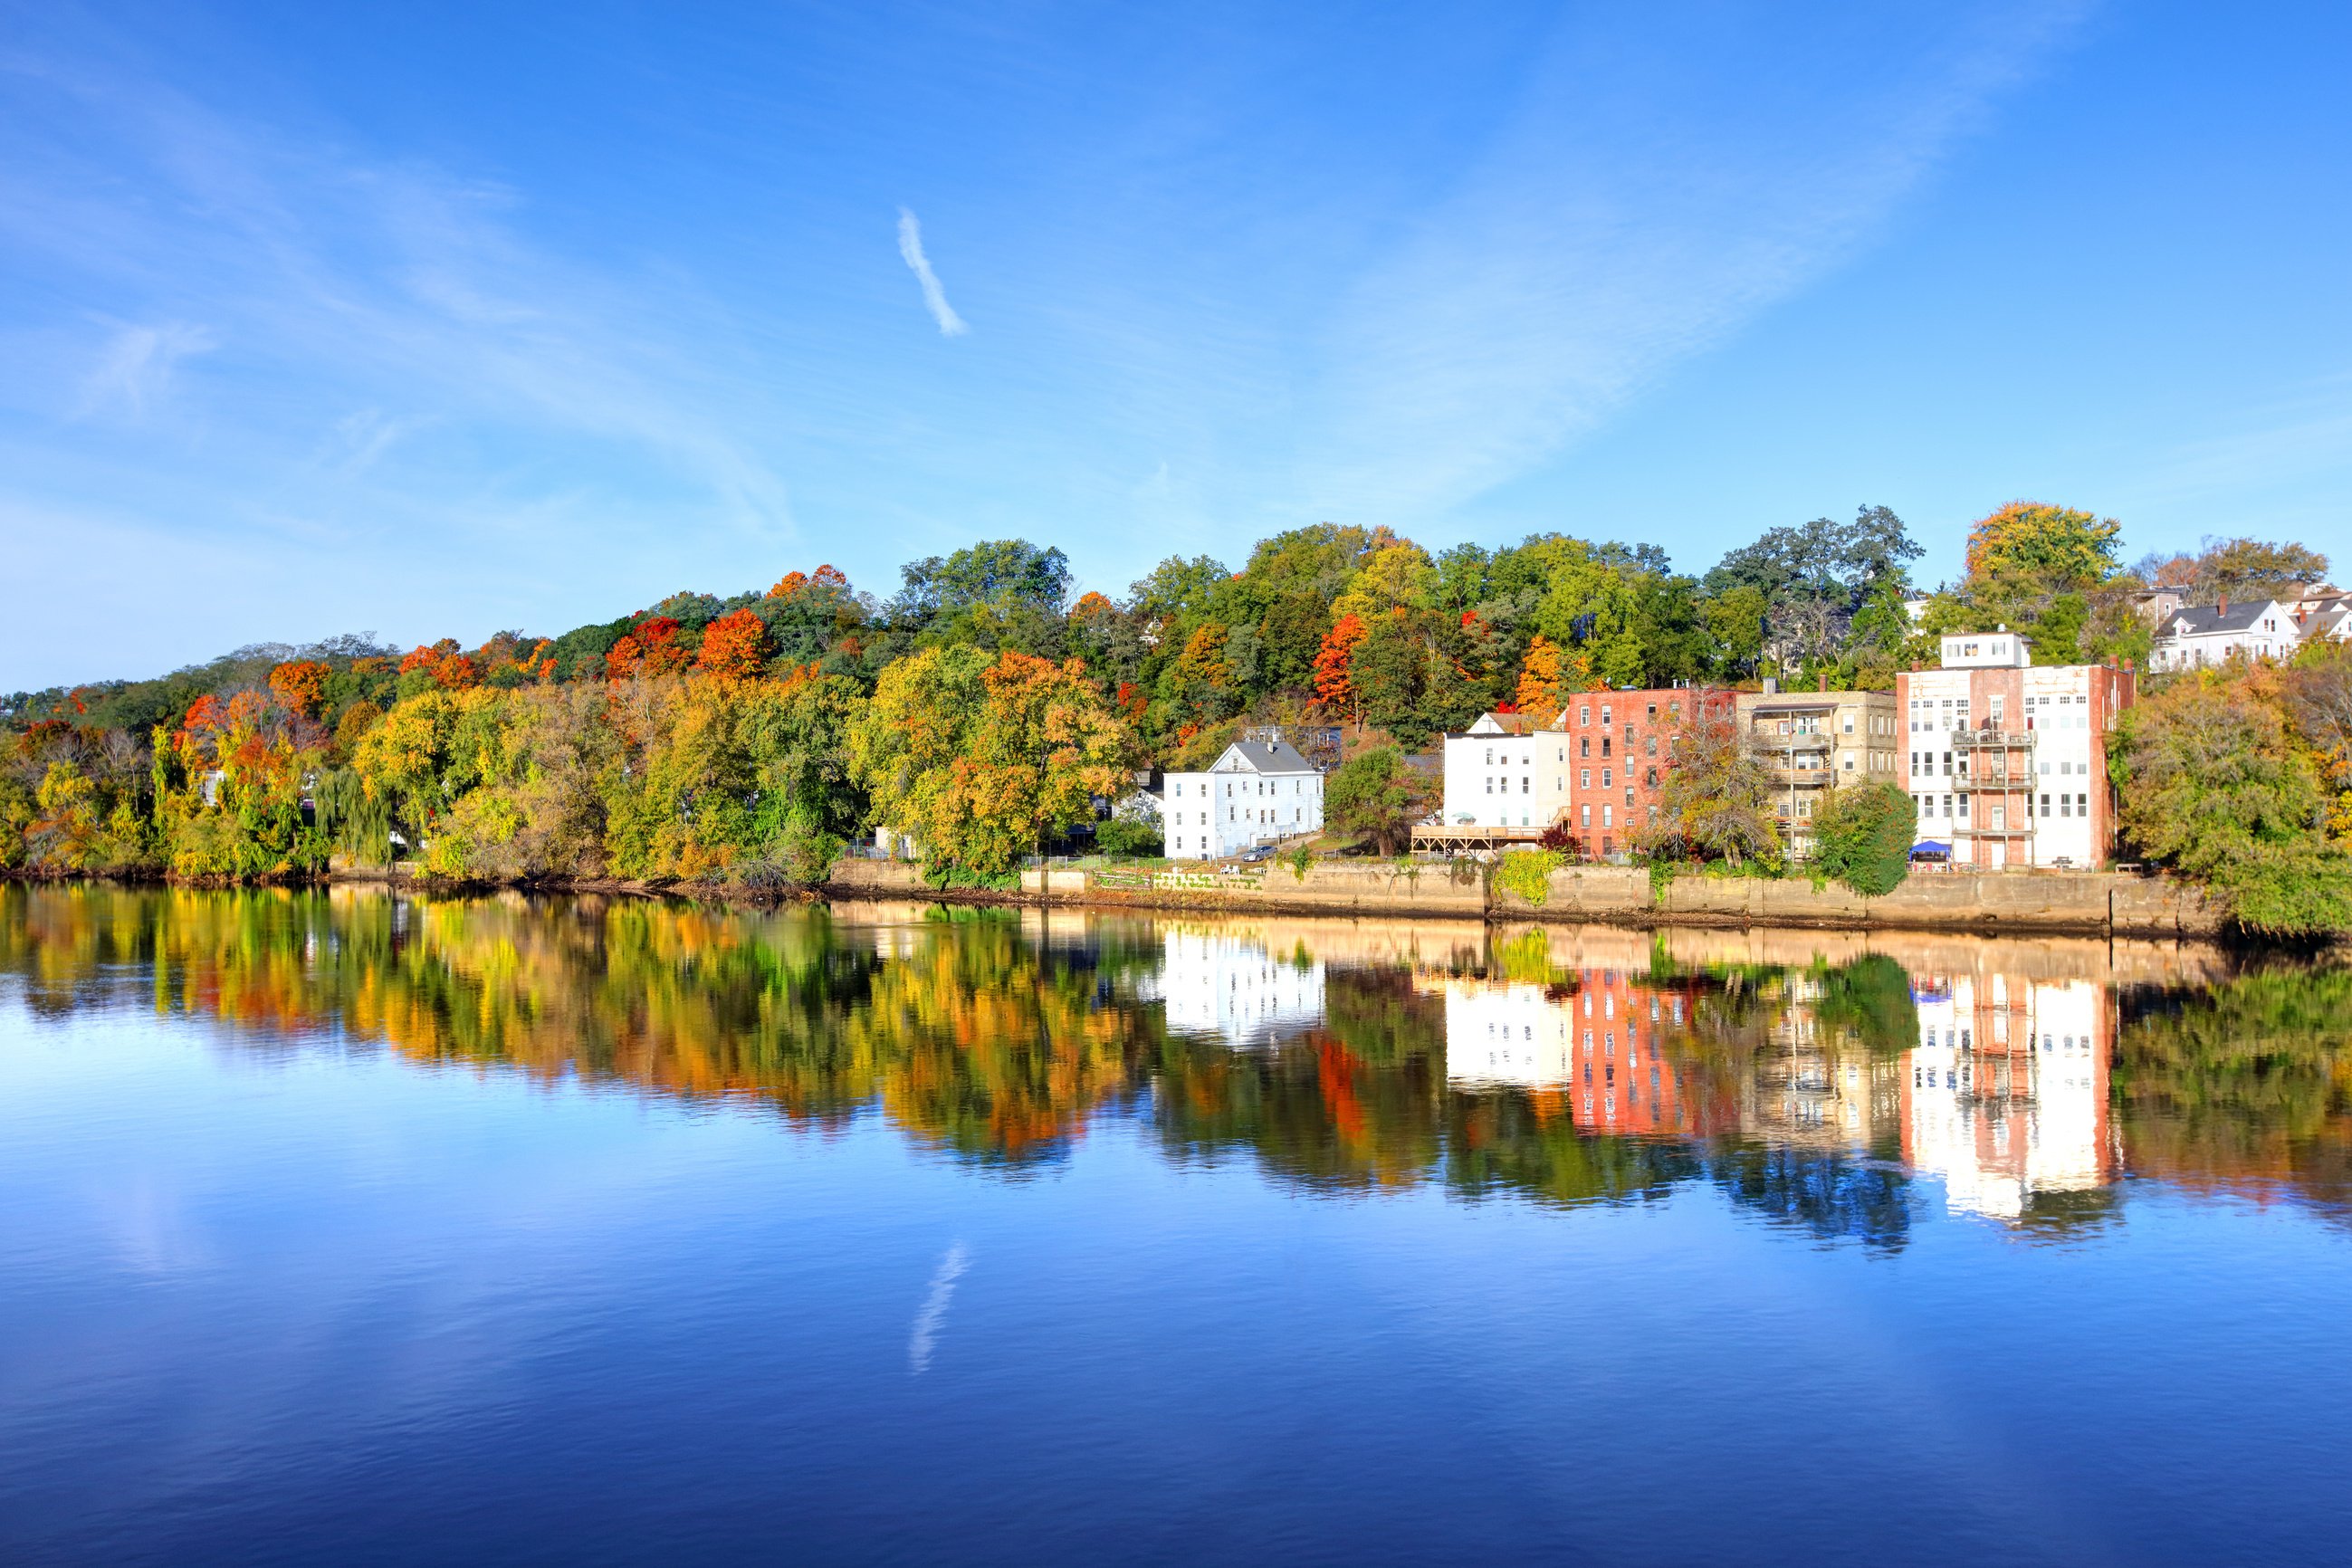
[1949,720,2036,867]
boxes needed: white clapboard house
[1162,737,1324,860]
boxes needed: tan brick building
[1733,687,1902,858]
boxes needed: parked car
[1240,844,1277,862]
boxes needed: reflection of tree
[1703,1143,1917,1251]
[2117,965,2352,1219]
[1445,1093,1699,1208]
[8,885,2349,1227]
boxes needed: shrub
[1811,782,1916,897]
[1095,816,1163,859]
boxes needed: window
[1485,778,1492,794]
[1485,748,1493,765]
[1579,704,1591,726]
[1601,736,1611,758]
[1580,805,1591,827]
[1602,806,1613,828]
[1580,736,1590,758]
[1602,768,1612,788]
[1644,735,1657,757]
[2040,793,2051,817]
[1521,776,1530,794]
[1601,706,1612,726]
[1580,769,1590,789]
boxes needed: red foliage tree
[697,608,769,679]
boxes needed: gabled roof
[2160,599,2292,638]
[1214,738,1315,774]
[1464,711,1555,735]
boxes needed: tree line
[1,505,2345,928]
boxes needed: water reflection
[2,884,2347,1237]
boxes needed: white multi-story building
[1143,930,1325,1046]
[1162,737,1324,860]
[1898,630,2133,870]
[2146,598,2301,672]
[1438,711,1571,832]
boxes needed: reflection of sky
[4,990,2351,1565]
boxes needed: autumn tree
[2112,664,2352,935]
[1314,613,1368,727]
[1638,701,1780,868]
[267,660,330,718]
[1514,633,1565,718]
[697,607,769,679]
[848,646,1133,881]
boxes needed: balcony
[1950,728,2035,751]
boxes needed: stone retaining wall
[826,856,2224,937]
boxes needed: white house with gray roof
[1162,737,1324,860]
[2146,598,2300,672]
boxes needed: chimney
[1763,676,1778,695]
[2218,595,2228,615]
[1819,673,1828,693]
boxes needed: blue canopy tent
[1908,840,1951,862]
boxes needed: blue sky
[3,1,2347,688]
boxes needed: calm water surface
[2,885,2348,1565]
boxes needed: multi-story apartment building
[1733,688,1902,857]
[1897,630,2135,870]
[1437,710,1572,834]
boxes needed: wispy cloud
[76,320,217,419]
[907,1241,970,1374]
[896,208,970,337]
[1290,4,2096,520]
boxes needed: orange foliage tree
[1314,613,1368,727]
[697,608,770,679]
[268,660,330,718]
[1514,634,1564,719]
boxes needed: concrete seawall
[826,858,2229,939]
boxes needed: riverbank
[823,856,2237,942]
[10,856,2251,942]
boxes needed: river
[1,884,2347,1565]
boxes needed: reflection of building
[1144,930,1325,1046]
[1901,972,2113,1219]
[1434,966,1727,1136]
[1437,980,1573,1086]
[1741,971,1905,1152]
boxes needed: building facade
[1162,737,1324,860]
[1437,711,1572,834]
[2146,598,2300,672]
[1733,689,1902,857]
[1897,631,2135,870]
[1432,689,1736,859]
